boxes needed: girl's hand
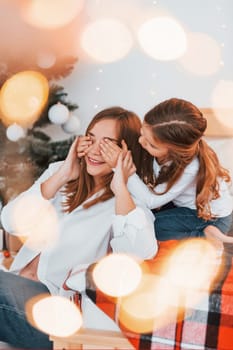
[77,135,92,158]
[100,139,128,169]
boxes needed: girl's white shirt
[1,162,157,296]
[127,157,233,217]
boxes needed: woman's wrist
[41,170,68,199]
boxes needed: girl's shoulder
[184,157,199,174]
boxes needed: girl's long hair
[63,107,151,212]
[144,98,231,220]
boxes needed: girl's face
[85,119,119,184]
[139,123,169,162]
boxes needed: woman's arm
[110,152,157,259]
[0,162,62,233]
[1,137,82,233]
[41,137,81,199]
[110,151,136,215]
[110,204,157,260]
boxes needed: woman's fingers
[77,136,92,157]
[64,137,79,162]
[123,150,132,166]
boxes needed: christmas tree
[0,0,82,254]
[0,55,79,206]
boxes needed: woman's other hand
[111,151,136,214]
[77,135,92,158]
[41,137,83,199]
[111,151,135,193]
[59,136,81,182]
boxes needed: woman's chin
[87,165,112,179]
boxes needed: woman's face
[139,123,169,162]
[85,119,119,183]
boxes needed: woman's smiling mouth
[87,156,105,166]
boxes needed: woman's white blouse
[1,162,157,296]
[127,157,233,217]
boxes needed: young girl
[100,98,233,245]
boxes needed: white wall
[59,0,233,134]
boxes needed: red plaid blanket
[86,241,233,350]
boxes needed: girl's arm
[127,159,199,209]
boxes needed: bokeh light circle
[26,295,82,337]
[80,19,133,63]
[93,253,142,297]
[165,238,217,290]
[179,32,221,76]
[212,80,233,109]
[6,123,26,142]
[22,0,84,29]
[0,71,49,127]
[6,194,59,251]
[62,114,81,134]
[118,274,179,333]
[137,16,187,61]
[211,80,233,129]
[48,103,70,125]
[37,52,57,69]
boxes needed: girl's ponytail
[196,139,231,220]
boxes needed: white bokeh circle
[48,103,70,125]
[62,114,81,134]
[137,16,187,61]
[179,32,221,76]
[6,123,26,142]
[37,52,56,69]
[80,18,133,63]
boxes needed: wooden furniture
[50,328,134,349]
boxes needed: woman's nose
[90,140,101,154]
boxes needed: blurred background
[0,0,233,211]
[0,0,232,134]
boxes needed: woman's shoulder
[47,160,64,173]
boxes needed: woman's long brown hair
[63,107,151,212]
[144,98,231,220]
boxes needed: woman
[0,107,157,349]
